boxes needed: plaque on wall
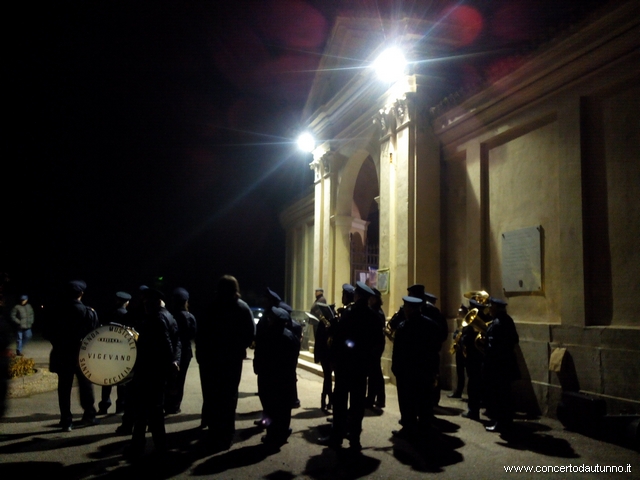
[501,225,543,293]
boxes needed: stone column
[310,147,342,304]
[375,79,439,314]
[376,100,401,312]
[331,214,355,292]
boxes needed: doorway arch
[335,152,380,286]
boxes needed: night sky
[4,0,606,314]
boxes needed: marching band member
[46,280,99,432]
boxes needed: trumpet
[319,314,331,329]
[384,308,404,342]
[310,303,337,348]
[336,301,354,318]
[312,302,336,329]
[383,320,396,342]
[307,311,332,330]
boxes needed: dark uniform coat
[164,308,196,412]
[392,309,442,429]
[313,304,335,363]
[366,306,386,408]
[483,310,519,425]
[484,312,520,382]
[48,299,99,373]
[129,306,180,451]
[392,310,441,376]
[253,308,299,444]
[46,297,99,426]
[330,297,380,444]
[460,309,490,415]
[196,297,255,444]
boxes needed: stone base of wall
[441,322,640,419]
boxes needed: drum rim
[78,323,138,386]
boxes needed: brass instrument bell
[452,308,478,354]
[463,290,490,305]
[460,308,491,355]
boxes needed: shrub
[9,355,36,378]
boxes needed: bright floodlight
[373,47,406,83]
[297,132,315,152]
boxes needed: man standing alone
[309,288,326,319]
[11,295,35,356]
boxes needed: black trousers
[453,348,466,394]
[484,375,513,424]
[465,358,483,414]
[100,384,127,412]
[366,360,385,407]
[118,382,135,432]
[57,365,96,425]
[200,359,243,443]
[258,374,294,442]
[130,373,167,450]
[165,355,192,412]
[332,366,367,442]
[320,358,333,397]
[395,372,433,429]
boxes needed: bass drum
[78,323,138,386]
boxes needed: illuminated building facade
[280,1,639,417]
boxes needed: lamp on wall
[372,46,407,83]
[297,132,315,153]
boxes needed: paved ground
[1,336,638,479]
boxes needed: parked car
[251,307,264,325]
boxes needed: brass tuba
[468,308,491,353]
[463,290,490,305]
[450,304,469,354]
[460,308,492,356]
[460,307,475,328]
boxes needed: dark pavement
[1,335,638,479]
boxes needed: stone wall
[436,3,640,417]
[280,0,640,420]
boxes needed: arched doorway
[349,156,380,286]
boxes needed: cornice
[279,191,315,229]
[307,74,426,161]
[306,71,386,138]
[433,0,640,148]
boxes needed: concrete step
[297,351,330,378]
[297,350,391,384]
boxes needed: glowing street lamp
[372,47,407,83]
[297,132,315,153]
